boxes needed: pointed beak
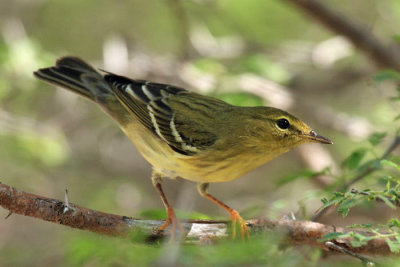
[302,130,333,144]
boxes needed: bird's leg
[197,183,249,239]
[151,172,184,240]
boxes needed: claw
[229,209,249,240]
[152,177,185,243]
[197,183,250,240]
[156,207,184,242]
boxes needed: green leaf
[388,218,400,228]
[381,159,400,171]
[386,180,391,191]
[342,148,367,170]
[337,198,358,217]
[386,237,400,253]
[377,195,396,209]
[321,198,328,205]
[387,188,399,196]
[319,193,346,210]
[373,70,400,82]
[318,232,344,241]
[368,132,387,146]
[349,233,373,247]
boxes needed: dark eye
[277,118,290,130]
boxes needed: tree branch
[0,182,394,255]
[285,0,400,72]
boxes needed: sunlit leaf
[381,160,400,171]
[387,237,400,253]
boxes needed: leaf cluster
[320,160,400,252]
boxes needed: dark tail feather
[34,57,108,101]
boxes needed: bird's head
[241,107,332,153]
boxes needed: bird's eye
[276,118,290,130]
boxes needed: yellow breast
[121,121,279,183]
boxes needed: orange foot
[229,209,250,240]
[157,207,185,242]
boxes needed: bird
[34,57,332,240]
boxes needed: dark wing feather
[104,73,201,155]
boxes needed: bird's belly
[121,123,273,183]
[178,156,267,183]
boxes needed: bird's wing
[104,73,218,155]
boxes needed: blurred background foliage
[1,0,400,266]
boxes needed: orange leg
[197,183,249,240]
[152,172,184,241]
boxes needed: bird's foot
[156,207,184,242]
[229,209,250,240]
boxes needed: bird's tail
[34,57,110,101]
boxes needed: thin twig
[350,188,371,196]
[285,0,400,72]
[0,182,394,255]
[351,188,400,208]
[4,211,12,219]
[325,242,375,266]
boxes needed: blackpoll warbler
[34,57,332,239]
